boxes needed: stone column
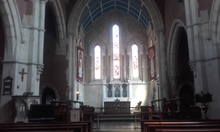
[145,50,149,82]
[140,52,144,81]
[102,76,107,100]
[184,0,208,93]
[123,54,126,82]
[169,77,178,97]
[37,0,48,65]
[155,29,166,99]
[127,53,131,78]
[120,84,122,97]
[73,36,77,101]
[67,33,73,100]
[109,54,112,82]
[127,76,132,101]
[89,54,92,83]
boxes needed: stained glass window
[94,46,101,79]
[132,45,139,78]
[113,25,120,79]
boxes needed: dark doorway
[179,83,194,108]
[177,29,194,84]
[42,87,56,104]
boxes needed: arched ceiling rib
[80,0,152,32]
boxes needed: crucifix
[19,68,27,82]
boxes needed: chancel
[1,0,220,132]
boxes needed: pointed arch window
[113,25,120,79]
[132,45,139,78]
[94,45,101,79]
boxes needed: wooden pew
[0,125,83,132]
[142,120,220,132]
[155,128,220,132]
[0,121,92,132]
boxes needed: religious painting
[148,46,156,80]
[77,46,83,82]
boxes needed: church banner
[148,46,156,80]
[77,46,83,82]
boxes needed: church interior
[1,0,220,132]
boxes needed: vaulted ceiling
[80,0,151,32]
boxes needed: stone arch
[127,36,143,55]
[108,14,126,55]
[167,19,192,98]
[89,38,107,56]
[67,0,164,46]
[89,38,106,81]
[40,83,59,101]
[109,18,125,81]
[47,0,67,55]
[0,0,23,59]
[67,0,164,97]
[127,37,144,79]
[209,0,220,57]
[167,19,186,78]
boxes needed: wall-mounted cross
[19,68,27,82]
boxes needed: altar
[104,101,130,114]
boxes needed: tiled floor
[93,120,141,131]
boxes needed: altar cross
[19,68,27,82]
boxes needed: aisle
[93,120,141,132]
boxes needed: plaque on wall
[3,76,13,95]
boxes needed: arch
[89,37,106,56]
[48,0,67,55]
[40,83,59,101]
[177,81,195,107]
[126,37,143,79]
[108,14,126,55]
[209,0,220,57]
[67,0,164,47]
[0,0,23,60]
[167,19,186,77]
[127,36,143,55]
[67,0,164,96]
